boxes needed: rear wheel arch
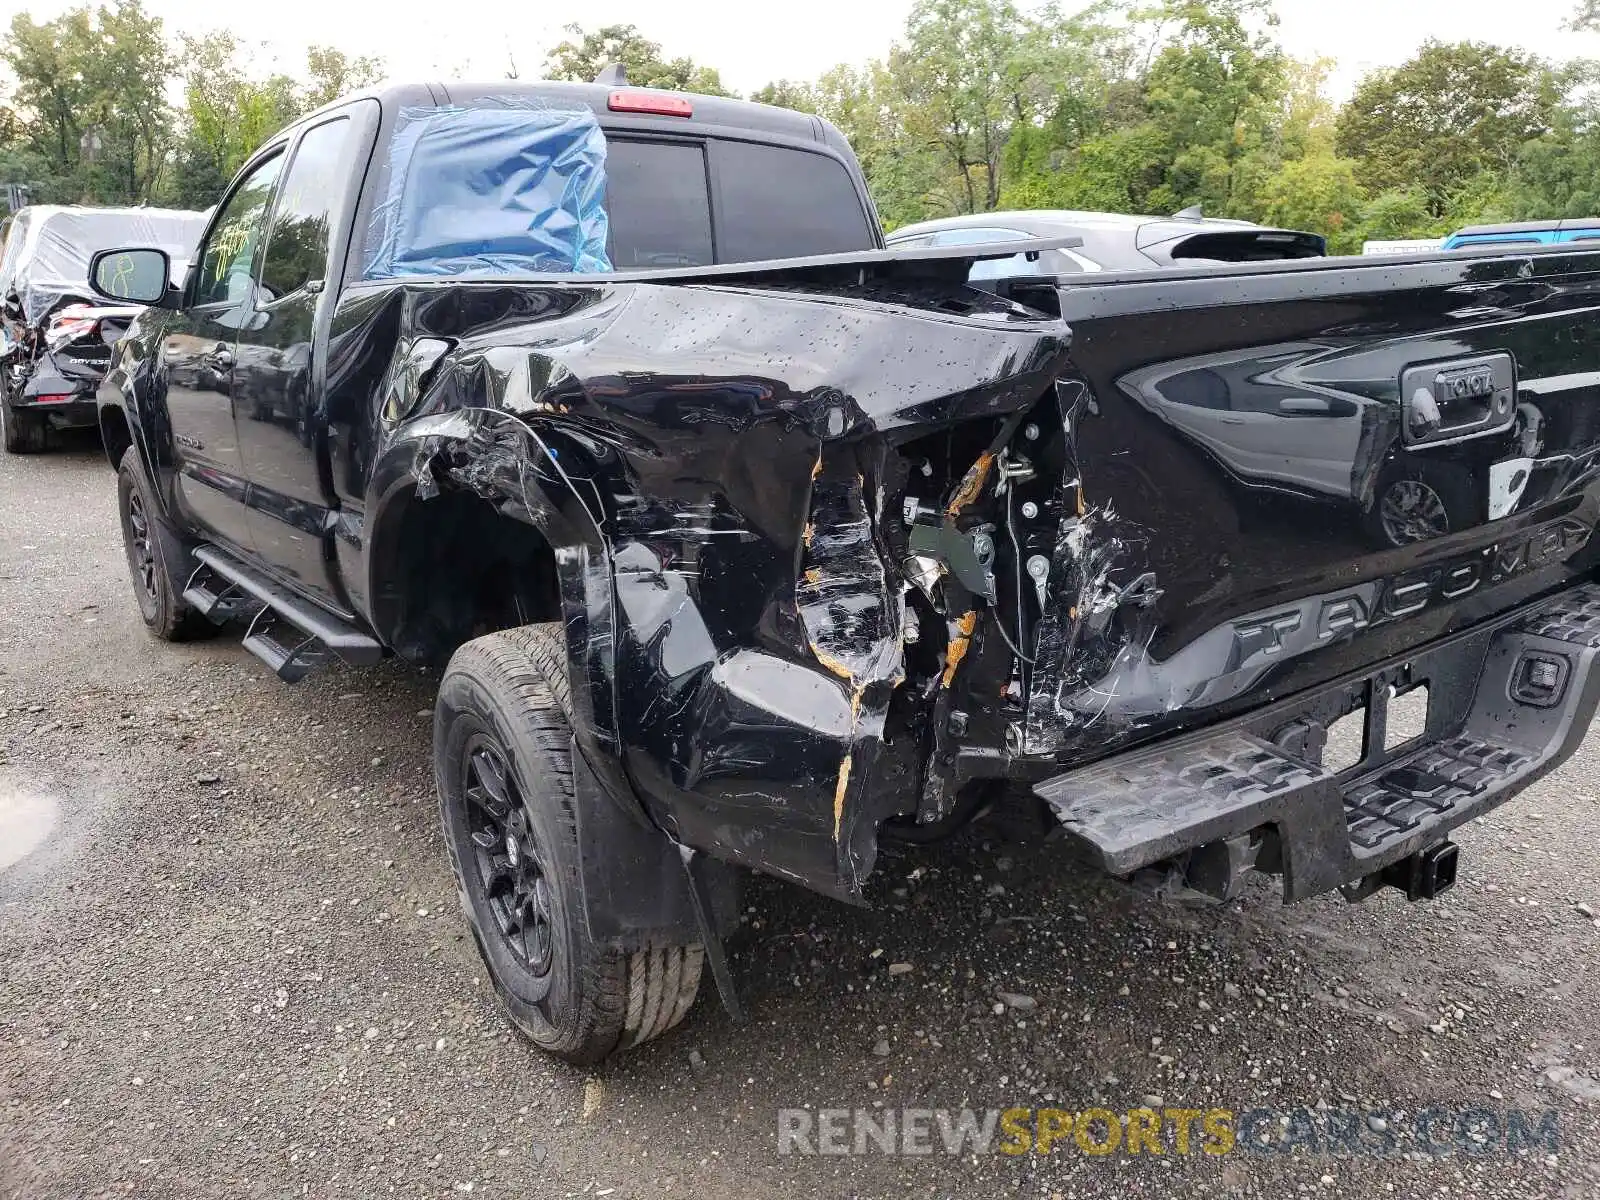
[367,482,566,667]
[364,431,629,777]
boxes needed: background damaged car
[0,204,207,453]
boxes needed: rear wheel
[1,385,47,454]
[1365,459,1478,548]
[435,624,703,1065]
[116,447,213,641]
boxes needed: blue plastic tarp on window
[363,102,612,279]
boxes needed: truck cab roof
[258,78,883,276]
[379,81,854,154]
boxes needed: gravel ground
[4,435,1600,1199]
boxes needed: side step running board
[186,545,384,683]
[182,565,263,625]
[243,608,333,684]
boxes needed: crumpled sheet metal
[1021,378,1160,756]
[358,275,1070,901]
[794,450,907,885]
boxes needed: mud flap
[570,739,740,948]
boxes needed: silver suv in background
[886,207,1326,282]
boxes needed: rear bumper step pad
[1036,582,1600,902]
[1343,737,1531,851]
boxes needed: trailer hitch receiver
[1381,840,1459,901]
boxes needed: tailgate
[1023,250,1600,764]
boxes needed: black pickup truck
[92,78,1600,1065]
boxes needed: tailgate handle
[1400,352,1516,447]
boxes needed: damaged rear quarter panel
[335,276,1070,900]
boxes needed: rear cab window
[604,140,714,268]
[358,98,876,281]
[708,139,874,262]
[1164,231,1326,263]
[558,134,878,268]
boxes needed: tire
[1,386,48,454]
[435,624,703,1065]
[1364,458,1479,548]
[116,446,214,641]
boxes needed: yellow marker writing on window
[110,253,135,294]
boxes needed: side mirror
[89,247,175,306]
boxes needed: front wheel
[116,447,213,641]
[434,624,703,1065]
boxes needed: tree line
[746,0,1600,248]
[4,0,1598,249]
[0,2,382,209]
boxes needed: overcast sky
[11,0,1598,99]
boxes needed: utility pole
[79,124,104,203]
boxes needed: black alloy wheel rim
[1379,479,1450,545]
[124,489,158,602]
[461,735,555,979]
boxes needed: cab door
[231,113,363,607]
[161,150,285,552]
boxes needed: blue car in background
[1442,217,1600,249]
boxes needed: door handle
[1278,396,1332,416]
